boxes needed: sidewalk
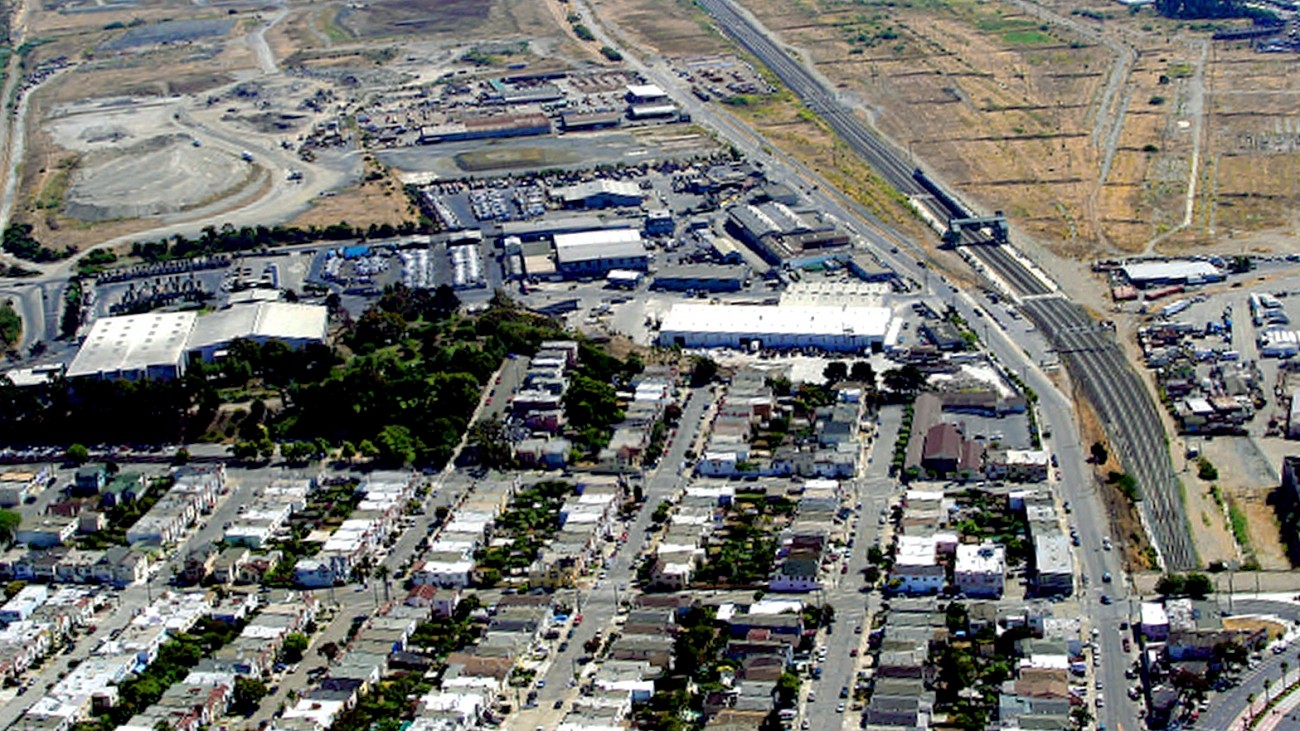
[1233,677,1300,731]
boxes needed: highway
[693,0,1197,571]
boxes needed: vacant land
[605,0,1300,263]
[5,0,580,250]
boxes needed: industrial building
[67,311,198,380]
[657,303,894,352]
[626,84,669,104]
[1120,260,1225,288]
[186,303,329,361]
[418,113,551,144]
[651,263,748,292]
[69,303,329,379]
[628,104,679,120]
[500,214,635,243]
[1258,328,1300,359]
[553,229,650,278]
[554,180,645,209]
[725,201,849,264]
[559,110,623,132]
[644,209,673,236]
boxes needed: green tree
[65,443,89,465]
[882,364,927,395]
[375,564,392,603]
[652,501,672,524]
[375,425,417,466]
[690,356,719,387]
[256,438,276,462]
[774,670,801,708]
[850,360,876,386]
[357,439,379,459]
[0,510,19,548]
[172,447,190,465]
[1185,572,1213,599]
[340,441,357,461]
[350,308,407,352]
[467,419,513,469]
[232,676,268,715]
[280,632,309,663]
[230,441,260,462]
[1091,441,1108,464]
[1157,573,1187,596]
[823,360,849,385]
[1197,458,1219,481]
[1112,473,1144,499]
[946,602,969,633]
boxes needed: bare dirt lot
[7,0,578,250]
[605,0,1300,264]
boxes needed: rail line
[699,0,1198,569]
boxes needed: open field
[603,0,1300,266]
[591,0,723,57]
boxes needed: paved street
[982,302,1140,730]
[801,405,900,731]
[0,464,258,730]
[506,384,716,730]
[1198,597,1300,731]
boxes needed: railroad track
[698,0,1199,569]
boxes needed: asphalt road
[1199,598,1300,731]
[801,405,899,731]
[505,384,716,730]
[688,0,1196,573]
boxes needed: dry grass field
[603,0,1300,263]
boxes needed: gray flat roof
[67,311,197,378]
[654,263,747,281]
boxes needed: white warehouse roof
[67,311,197,379]
[553,228,646,264]
[556,180,643,204]
[626,83,667,99]
[658,303,893,351]
[1121,260,1222,284]
[187,302,328,355]
[68,302,329,379]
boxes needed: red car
[849,648,858,657]
[574,614,583,626]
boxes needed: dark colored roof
[922,423,962,461]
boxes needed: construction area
[7,0,612,253]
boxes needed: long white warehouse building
[68,302,329,380]
[657,303,895,352]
